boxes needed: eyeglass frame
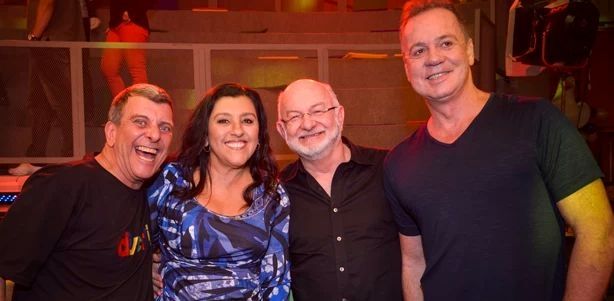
[280,106,340,126]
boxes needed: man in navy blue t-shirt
[384,1,614,300]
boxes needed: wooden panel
[329,57,408,88]
[336,87,428,125]
[344,123,422,149]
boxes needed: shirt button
[336,236,342,242]
[339,266,345,272]
[333,207,338,213]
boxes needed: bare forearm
[400,234,426,301]
[557,180,614,301]
[402,265,424,301]
[563,231,614,301]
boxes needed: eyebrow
[285,102,328,114]
[436,34,458,42]
[409,34,458,49]
[130,114,174,127]
[159,121,174,128]
[213,112,257,118]
[129,114,150,121]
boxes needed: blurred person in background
[101,0,152,97]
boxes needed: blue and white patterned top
[147,163,291,300]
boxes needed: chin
[224,157,251,169]
[423,89,455,101]
[133,165,157,179]
[230,163,250,170]
[298,146,329,160]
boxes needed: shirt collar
[342,136,379,166]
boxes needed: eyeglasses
[281,106,339,126]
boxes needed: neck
[300,139,350,196]
[95,147,142,190]
[301,139,350,177]
[426,86,490,143]
[205,162,253,188]
[195,162,254,216]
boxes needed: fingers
[152,266,163,296]
[152,251,163,296]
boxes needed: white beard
[285,117,342,161]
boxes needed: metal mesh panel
[0,46,74,158]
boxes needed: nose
[230,121,245,136]
[425,48,444,67]
[146,125,161,142]
[299,113,316,129]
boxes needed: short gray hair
[108,83,173,124]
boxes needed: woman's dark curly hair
[174,83,279,205]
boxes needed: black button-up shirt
[281,138,402,301]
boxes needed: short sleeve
[383,158,421,236]
[0,166,79,285]
[536,100,603,201]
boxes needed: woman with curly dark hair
[148,83,290,300]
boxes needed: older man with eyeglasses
[276,79,402,301]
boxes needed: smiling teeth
[428,72,446,80]
[136,146,158,155]
[226,141,246,149]
[300,132,322,139]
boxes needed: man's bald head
[277,79,340,121]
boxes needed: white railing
[0,40,401,164]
